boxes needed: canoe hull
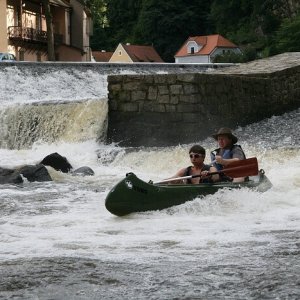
[105,171,272,216]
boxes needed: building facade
[109,43,164,63]
[0,0,93,61]
[175,34,241,63]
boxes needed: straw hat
[212,128,238,144]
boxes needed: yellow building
[1,0,93,61]
[109,43,164,63]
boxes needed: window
[187,41,198,54]
[118,50,122,56]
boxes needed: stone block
[144,75,154,83]
[132,91,147,101]
[148,86,158,100]
[170,95,179,104]
[120,102,139,112]
[158,94,170,104]
[166,74,177,84]
[108,83,122,92]
[179,94,199,103]
[177,73,196,82]
[165,104,177,112]
[177,103,200,113]
[153,104,166,112]
[170,84,183,95]
[119,91,131,102]
[142,102,154,112]
[183,84,198,94]
[123,81,141,91]
[124,75,144,82]
[158,85,169,95]
[154,75,168,84]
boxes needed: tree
[133,0,211,62]
[106,0,143,45]
[274,13,300,53]
[85,0,109,51]
[88,0,300,59]
[42,0,55,61]
[89,0,143,51]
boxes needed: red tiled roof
[122,44,164,62]
[175,34,238,57]
[92,51,113,62]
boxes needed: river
[0,66,299,299]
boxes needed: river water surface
[0,66,299,299]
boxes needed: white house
[175,34,241,63]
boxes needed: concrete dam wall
[107,53,300,147]
[0,61,232,149]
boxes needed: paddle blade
[222,157,258,178]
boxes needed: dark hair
[189,145,206,156]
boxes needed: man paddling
[211,127,247,182]
[167,145,219,184]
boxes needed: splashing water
[0,66,299,299]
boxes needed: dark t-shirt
[184,164,212,184]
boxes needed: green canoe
[105,170,272,216]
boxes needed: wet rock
[40,152,72,173]
[72,166,95,176]
[0,167,23,184]
[18,164,52,182]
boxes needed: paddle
[154,157,258,184]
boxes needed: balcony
[8,26,63,46]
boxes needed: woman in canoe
[167,145,219,184]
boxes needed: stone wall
[107,53,300,146]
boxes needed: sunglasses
[189,153,203,159]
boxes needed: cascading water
[0,100,108,149]
[0,65,299,299]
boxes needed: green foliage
[133,0,211,61]
[213,52,244,63]
[88,0,300,61]
[274,14,300,53]
[84,0,107,26]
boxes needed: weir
[0,61,230,149]
[0,53,299,149]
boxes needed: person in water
[211,127,246,182]
[167,145,219,184]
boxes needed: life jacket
[210,145,246,181]
[184,165,212,184]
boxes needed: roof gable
[109,44,133,62]
[175,34,239,57]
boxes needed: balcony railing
[8,26,63,45]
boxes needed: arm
[199,166,220,182]
[164,168,187,184]
[209,165,220,182]
[215,155,239,166]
